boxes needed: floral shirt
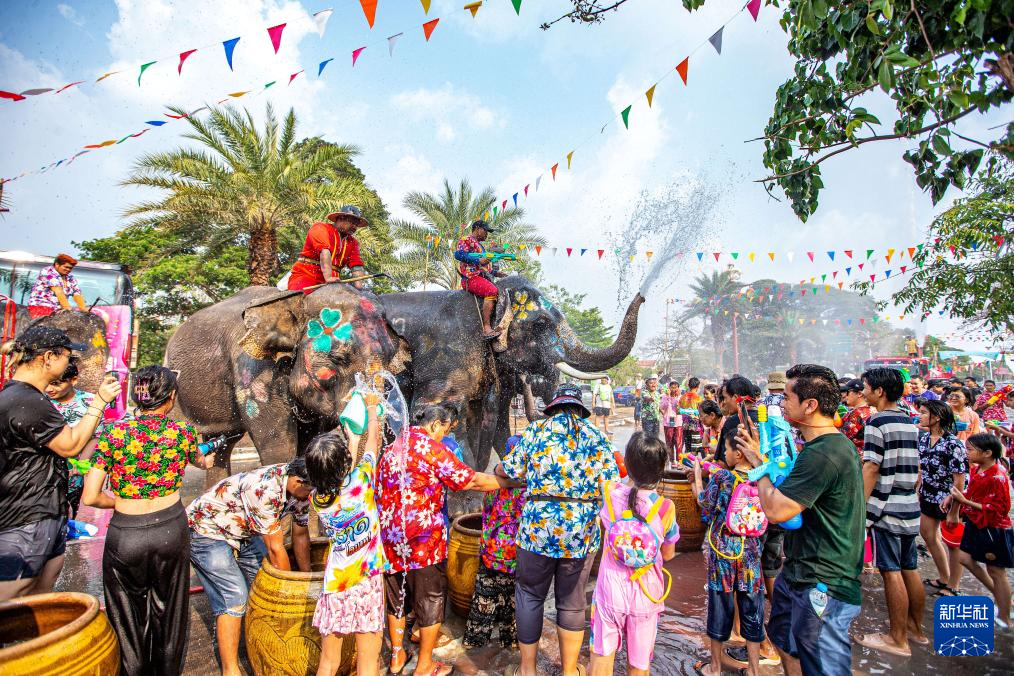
[315,447,385,593]
[93,414,200,499]
[455,234,488,283]
[841,405,872,455]
[480,487,526,575]
[28,266,82,309]
[640,389,662,422]
[187,463,310,550]
[962,462,1012,529]
[700,468,763,593]
[502,413,619,559]
[377,427,475,572]
[917,431,967,508]
[660,394,682,427]
[679,391,703,410]
[52,390,100,491]
[974,392,1008,423]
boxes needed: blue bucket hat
[543,383,591,418]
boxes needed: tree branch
[909,0,936,60]
[541,0,634,29]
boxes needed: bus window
[10,263,127,307]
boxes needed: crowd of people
[3,315,1014,676]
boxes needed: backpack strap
[644,493,665,524]
[603,480,617,521]
[631,565,672,604]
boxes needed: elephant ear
[240,290,305,361]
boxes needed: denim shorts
[189,533,267,616]
[767,574,860,676]
[872,528,918,572]
[0,517,68,581]
[706,587,765,643]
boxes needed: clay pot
[447,512,483,617]
[661,469,704,552]
[245,537,356,676]
[0,592,119,675]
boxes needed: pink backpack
[603,481,674,603]
[708,471,767,561]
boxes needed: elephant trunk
[560,293,644,373]
[521,379,542,422]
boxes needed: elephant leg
[244,402,298,468]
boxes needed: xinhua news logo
[934,596,994,656]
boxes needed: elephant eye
[532,316,550,330]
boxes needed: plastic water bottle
[809,582,829,618]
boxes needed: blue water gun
[678,408,699,417]
[747,404,802,530]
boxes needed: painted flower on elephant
[307,308,354,353]
[511,291,538,320]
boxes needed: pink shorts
[589,600,660,670]
[313,574,384,635]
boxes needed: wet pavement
[55,413,1014,674]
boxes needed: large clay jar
[447,512,483,617]
[661,469,705,552]
[0,592,119,675]
[245,537,356,676]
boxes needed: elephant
[382,275,644,474]
[11,309,110,393]
[165,284,407,485]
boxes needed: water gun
[197,434,241,456]
[834,404,848,428]
[67,457,92,474]
[613,450,628,478]
[747,404,802,530]
[678,408,699,417]
[480,249,517,263]
[987,385,1013,406]
[680,453,723,475]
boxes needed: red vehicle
[863,356,930,379]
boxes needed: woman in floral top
[26,253,88,318]
[82,366,212,676]
[501,384,619,676]
[839,379,873,455]
[377,404,505,676]
[916,400,967,597]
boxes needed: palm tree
[122,104,379,285]
[683,268,743,373]
[389,179,546,289]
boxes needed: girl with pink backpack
[589,432,679,676]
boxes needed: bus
[862,356,930,379]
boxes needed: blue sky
[1,0,1007,355]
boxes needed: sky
[1,0,1008,357]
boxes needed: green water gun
[480,246,517,263]
[67,457,92,474]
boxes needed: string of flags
[3,2,518,182]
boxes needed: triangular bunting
[536,175,542,191]
[645,84,656,107]
[551,163,559,180]
[696,252,704,261]
[567,150,574,169]
[827,251,835,261]
[422,18,439,41]
[731,253,739,260]
[580,249,587,256]
[621,105,632,129]
[177,49,197,75]
[512,193,518,207]
[535,246,542,256]
[713,252,721,262]
[786,252,795,262]
[318,58,334,76]
[767,252,775,261]
[313,9,334,37]
[866,249,874,259]
[675,57,689,85]
[510,0,522,14]
[597,249,604,259]
[137,61,156,86]
[388,33,404,56]
[747,0,761,20]
[708,27,723,54]
[524,185,529,196]
[566,248,573,257]
[748,252,756,262]
[806,252,814,262]
[96,70,122,83]
[421,0,432,13]
[288,71,303,85]
[844,250,853,259]
[223,38,240,70]
[267,24,286,54]
[352,47,366,66]
[360,0,378,28]
[464,2,482,17]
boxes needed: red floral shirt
[377,427,475,572]
[92,414,200,499]
[962,462,1012,529]
[974,392,1008,423]
[481,487,526,574]
[455,234,487,283]
[841,405,872,455]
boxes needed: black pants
[515,548,593,644]
[103,502,191,676]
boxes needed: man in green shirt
[591,376,614,436]
[736,364,864,676]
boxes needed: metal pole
[423,245,429,290]
[732,313,740,373]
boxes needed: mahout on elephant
[165,284,407,486]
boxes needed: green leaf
[948,90,969,109]
[865,13,880,35]
[882,0,893,21]
[877,60,893,93]
[951,1,968,25]
[932,135,952,156]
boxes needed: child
[948,433,1014,628]
[464,435,526,649]
[45,360,99,519]
[305,392,385,676]
[589,432,678,676]
[693,435,765,676]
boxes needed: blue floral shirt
[502,413,618,558]
[700,468,763,593]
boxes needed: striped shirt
[863,410,921,535]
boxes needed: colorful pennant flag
[747,0,762,20]
[464,2,482,17]
[352,47,366,66]
[223,38,240,70]
[422,18,439,41]
[708,27,723,54]
[621,105,632,129]
[675,57,689,85]
[288,71,303,85]
[566,151,574,169]
[267,24,286,54]
[177,50,197,75]
[645,84,656,107]
[388,33,403,56]
[96,70,121,83]
[511,0,523,15]
[512,192,518,207]
[536,175,542,191]
[551,163,559,180]
[1,90,26,101]
[313,9,334,37]
[421,0,432,13]
[318,58,334,76]
[360,0,378,28]
[145,120,167,126]
[137,61,157,86]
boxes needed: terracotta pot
[661,470,704,552]
[0,592,119,675]
[447,512,483,617]
[245,537,356,676]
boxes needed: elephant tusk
[555,362,608,381]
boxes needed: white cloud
[376,145,443,222]
[390,83,504,143]
[57,3,85,27]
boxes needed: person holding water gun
[454,219,510,339]
[734,365,865,676]
[973,380,1010,423]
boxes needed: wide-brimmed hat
[767,371,787,391]
[543,383,591,418]
[326,205,368,226]
[17,326,86,353]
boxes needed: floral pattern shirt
[28,266,82,309]
[700,468,763,593]
[187,463,310,550]
[917,431,967,507]
[377,427,475,572]
[974,392,1008,423]
[480,487,526,575]
[640,389,662,422]
[455,234,488,283]
[315,447,385,593]
[502,413,619,559]
[51,390,100,491]
[93,414,200,499]
[841,405,873,455]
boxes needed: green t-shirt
[592,383,613,407]
[777,432,864,605]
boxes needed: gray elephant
[165,284,406,485]
[12,309,110,393]
[383,275,643,472]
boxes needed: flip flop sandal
[389,647,414,675]
[856,632,912,657]
[938,585,960,596]
[418,661,453,676]
[693,659,713,676]
[923,578,948,590]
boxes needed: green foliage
[856,157,1014,335]
[544,285,615,348]
[685,0,1013,219]
[683,269,745,372]
[606,355,651,386]
[388,179,546,289]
